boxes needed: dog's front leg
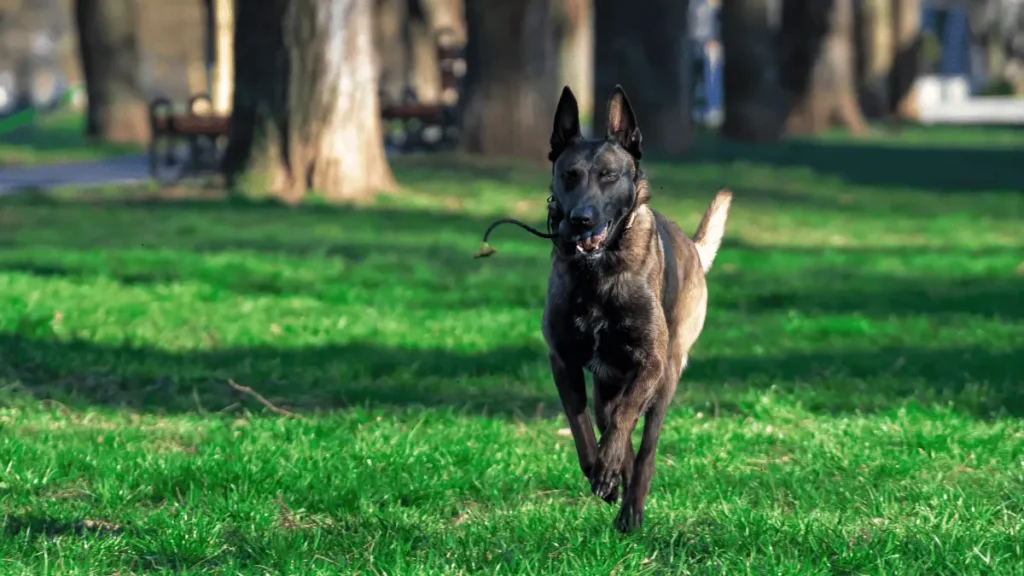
[588,358,663,506]
[549,352,599,481]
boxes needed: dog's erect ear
[606,85,642,159]
[549,86,581,163]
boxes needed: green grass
[0,109,141,168]
[1,128,1024,574]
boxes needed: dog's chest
[568,300,638,380]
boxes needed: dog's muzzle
[573,221,611,254]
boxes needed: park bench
[145,30,466,183]
[379,29,466,152]
[148,93,229,183]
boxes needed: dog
[542,84,732,533]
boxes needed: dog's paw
[599,484,619,505]
[589,440,626,501]
[589,467,619,501]
[614,499,644,533]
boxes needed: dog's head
[547,85,647,259]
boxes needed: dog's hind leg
[592,375,635,504]
[549,353,599,482]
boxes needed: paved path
[0,145,405,196]
[0,155,149,196]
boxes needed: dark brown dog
[542,85,732,533]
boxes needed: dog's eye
[599,170,618,182]
[561,170,581,186]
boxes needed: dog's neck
[623,176,652,231]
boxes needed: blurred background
[0,0,1022,176]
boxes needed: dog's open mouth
[575,221,611,255]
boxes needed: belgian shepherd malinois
[542,85,732,532]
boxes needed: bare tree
[593,0,691,155]
[855,0,894,117]
[223,0,395,202]
[460,0,557,160]
[410,0,466,104]
[722,0,867,140]
[890,0,921,120]
[554,0,593,128]
[375,0,409,105]
[784,0,867,135]
[74,0,148,144]
[721,0,788,142]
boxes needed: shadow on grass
[0,242,545,309]
[2,332,1022,419]
[2,238,1019,319]
[0,193,529,249]
[2,513,125,539]
[1,181,1022,419]
[1,333,554,417]
[681,137,1024,194]
[722,268,1024,320]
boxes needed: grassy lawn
[0,109,141,168]
[1,128,1023,574]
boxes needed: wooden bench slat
[381,104,445,121]
[172,116,231,135]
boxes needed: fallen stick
[227,379,301,418]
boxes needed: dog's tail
[692,189,733,273]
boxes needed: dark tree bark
[721,0,788,142]
[783,0,867,136]
[223,0,396,202]
[221,0,287,187]
[460,0,557,160]
[593,0,691,155]
[889,0,921,120]
[854,0,894,118]
[74,0,148,144]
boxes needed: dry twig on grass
[227,379,301,418]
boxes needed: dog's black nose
[569,206,595,229]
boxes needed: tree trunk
[223,0,395,202]
[221,0,287,187]
[784,0,867,136]
[554,0,593,132]
[409,0,467,105]
[890,0,920,119]
[212,0,234,114]
[375,0,409,105]
[74,0,148,144]
[460,0,557,160]
[856,0,894,118]
[721,0,788,142]
[408,0,441,104]
[592,0,691,155]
